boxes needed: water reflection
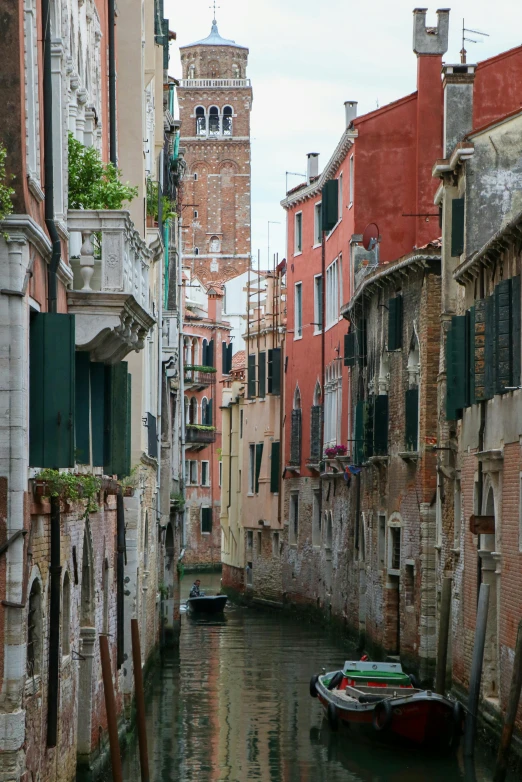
[116,585,511,782]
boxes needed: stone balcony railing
[66,210,156,364]
[178,78,251,88]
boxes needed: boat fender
[450,701,464,748]
[309,675,319,698]
[372,700,393,732]
[327,671,343,691]
[408,673,419,688]
[327,702,339,732]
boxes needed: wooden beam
[469,514,495,535]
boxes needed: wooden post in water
[435,577,452,695]
[493,619,522,782]
[464,582,490,757]
[100,634,123,782]
[131,618,150,782]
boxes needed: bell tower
[178,19,252,284]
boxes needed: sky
[166,0,522,267]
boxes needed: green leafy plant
[158,582,169,600]
[146,178,176,222]
[170,491,185,510]
[35,469,101,518]
[184,364,217,374]
[0,144,15,238]
[119,464,140,491]
[217,448,222,461]
[68,133,137,210]
[186,424,216,432]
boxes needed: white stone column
[76,627,96,758]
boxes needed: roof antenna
[210,1,220,24]
[461,18,489,64]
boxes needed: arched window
[189,396,198,424]
[188,63,195,79]
[62,572,70,656]
[193,338,199,366]
[223,106,233,136]
[407,331,420,387]
[209,106,219,136]
[201,397,209,425]
[232,63,240,79]
[184,336,191,364]
[184,396,189,424]
[209,60,219,78]
[194,247,199,256]
[313,380,321,406]
[27,578,42,677]
[294,385,301,410]
[195,106,206,136]
[209,236,220,253]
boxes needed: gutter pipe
[108,0,117,165]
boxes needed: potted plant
[33,469,101,518]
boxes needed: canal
[116,572,513,781]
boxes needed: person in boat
[189,579,201,598]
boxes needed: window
[338,172,343,217]
[289,493,299,545]
[294,212,302,254]
[27,579,42,677]
[194,173,198,181]
[62,572,70,657]
[201,506,212,533]
[312,490,321,546]
[194,247,199,255]
[404,563,415,607]
[326,511,333,549]
[267,348,281,394]
[195,107,206,136]
[258,352,266,398]
[451,197,465,257]
[240,409,244,438]
[247,354,256,397]
[248,444,255,493]
[349,155,354,206]
[189,460,198,485]
[454,480,462,550]
[255,443,263,493]
[273,532,280,557]
[388,294,403,350]
[219,461,222,487]
[247,530,253,550]
[314,275,323,332]
[257,531,262,553]
[194,210,198,218]
[189,396,198,424]
[290,388,302,466]
[326,259,339,328]
[270,441,280,493]
[378,514,386,568]
[202,461,210,486]
[314,202,322,245]
[295,282,303,338]
[209,106,219,136]
[223,105,233,135]
[202,398,212,426]
[324,361,342,448]
[184,459,189,483]
[389,526,401,573]
[246,561,253,586]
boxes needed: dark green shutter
[201,507,212,533]
[222,341,228,373]
[29,313,75,468]
[344,332,355,367]
[446,315,467,419]
[310,405,323,461]
[104,362,131,477]
[511,276,521,387]
[248,354,256,397]
[495,278,512,394]
[208,399,213,426]
[207,339,214,367]
[290,409,302,465]
[202,340,208,365]
[359,319,367,366]
[354,400,364,465]
[446,324,455,420]
[147,412,157,459]
[125,374,132,477]
[484,294,495,400]
[474,299,487,401]
[467,307,475,406]
[258,352,266,398]
[451,198,465,256]
[268,348,281,394]
[374,395,389,455]
[255,442,263,493]
[75,352,90,464]
[270,441,280,493]
[405,388,419,451]
[90,363,105,467]
[227,343,233,375]
[363,399,374,460]
[388,295,403,350]
[321,179,339,232]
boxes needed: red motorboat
[310,660,464,751]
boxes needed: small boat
[310,660,464,751]
[187,594,227,614]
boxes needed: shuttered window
[289,409,302,466]
[363,399,374,461]
[512,276,521,387]
[248,354,256,397]
[495,278,512,394]
[451,198,465,257]
[75,352,90,465]
[29,313,75,468]
[353,400,364,466]
[344,331,355,367]
[90,363,105,467]
[147,412,158,459]
[255,443,263,493]
[373,395,389,456]
[476,277,520,400]
[201,507,212,533]
[222,341,233,374]
[104,362,131,478]
[267,348,281,394]
[405,388,419,451]
[270,441,280,493]
[446,315,467,420]
[310,405,323,461]
[321,179,339,232]
[387,295,403,351]
[258,352,266,398]
[474,299,487,402]
[202,339,214,367]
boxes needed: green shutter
[270,441,280,493]
[374,395,389,455]
[268,348,281,394]
[484,294,495,400]
[201,507,212,533]
[321,179,339,232]
[255,443,264,493]
[104,362,131,478]
[248,354,256,397]
[206,339,214,367]
[388,296,403,351]
[451,198,465,256]
[446,315,467,419]
[405,388,419,451]
[446,324,455,420]
[227,343,233,375]
[344,332,355,367]
[495,278,512,394]
[125,374,132,477]
[90,363,105,467]
[511,276,521,387]
[258,352,266,398]
[290,409,302,465]
[310,405,323,461]
[222,341,228,373]
[363,399,374,460]
[354,400,364,465]
[474,299,487,401]
[29,313,75,468]
[467,307,475,406]
[75,352,90,464]
[208,398,213,426]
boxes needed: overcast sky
[166,0,522,267]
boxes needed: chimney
[412,8,449,56]
[306,153,319,184]
[207,289,223,322]
[442,63,476,157]
[344,101,358,127]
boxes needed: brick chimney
[307,153,319,184]
[442,64,476,157]
[207,288,223,322]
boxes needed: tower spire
[210,1,220,25]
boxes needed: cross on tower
[210,1,220,23]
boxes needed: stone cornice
[1,214,52,259]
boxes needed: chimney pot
[413,7,449,56]
[344,101,358,127]
[442,63,476,156]
[306,153,319,185]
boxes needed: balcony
[66,210,155,363]
[179,79,251,88]
[184,365,217,390]
[185,425,216,448]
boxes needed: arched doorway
[76,524,96,762]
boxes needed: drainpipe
[42,0,61,314]
[47,496,62,747]
[320,231,326,516]
[116,491,125,668]
[108,0,117,165]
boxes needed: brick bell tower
[178,17,252,285]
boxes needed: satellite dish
[362,223,379,251]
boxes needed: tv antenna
[461,19,489,64]
[285,171,306,194]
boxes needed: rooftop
[180,20,247,50]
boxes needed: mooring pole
[464,582,490,757]
[493,619,522,782]
[435,577,452,695]
[131,618,151,781]
[100,634,123,782]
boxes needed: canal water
[116,572,512,781]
